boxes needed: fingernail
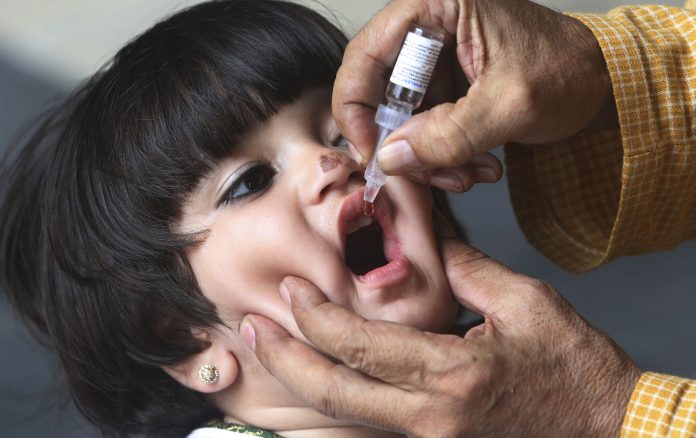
[281,276,308,309]
[279,281,291,306]
[473,166,501,183]
[347,142,365,166]
[240,318,256,351]
[407,170,429,184]
[378,140,423,173]
[430,171,464,192]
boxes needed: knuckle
[528,277,555,297]
[510,276,576,334]
[333,319,377,372]
[516,277,556,305]
[426,104,473,166]
[342,342,368,371]
[507,77,541,114]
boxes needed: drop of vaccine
[363,201,374,217]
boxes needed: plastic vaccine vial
[363,25,445,215]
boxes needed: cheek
[388,176,432,210]
[386,176,438,263]
[185,205,350,336]
[384,177,459,331]
[186,213,298,323]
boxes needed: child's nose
[299,150,362,205]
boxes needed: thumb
[378,86,501,174]
[438,237,520,317]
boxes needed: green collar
[202,421,282,438]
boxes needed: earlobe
[162,336,239,394]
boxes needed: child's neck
[215,373,404,437]
[222,411,403,438]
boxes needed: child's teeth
[347,216,374,234]
[358,216,372,228]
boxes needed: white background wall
[0,0,684,86]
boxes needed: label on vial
[389,32,444,93]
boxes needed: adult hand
[241,237,640,437]
[334,0,617,190]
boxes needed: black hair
[0,1,346,436]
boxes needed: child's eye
[218,163,275,207]
[331,133,349,149]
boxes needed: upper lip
[337,189,399,263]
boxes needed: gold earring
[198,364,219,385]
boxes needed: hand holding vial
[333,0,617,191]
[363,25,444,215]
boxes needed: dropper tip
[363,201,374,217]
[363,182,380,216]
[363,182,380,204]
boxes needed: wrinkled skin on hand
[242,232,640,438]
[333,0,617,182]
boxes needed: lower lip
[356,256,413,288]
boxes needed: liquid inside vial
[363,201,375,217]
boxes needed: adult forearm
[507,5,696,273]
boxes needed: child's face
[180,89,457,344]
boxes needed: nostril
[349,169,365,181]
[313,153,364,201]
[319,169,363,198]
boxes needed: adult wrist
[588,354,642,436]
[566,15,619,132]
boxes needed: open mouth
[338,190,413,288]
[345,216,388,275]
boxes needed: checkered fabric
[621,373,696,437]
[505,2,696,436]
[506,2,696,274]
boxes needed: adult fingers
[428,152,503,192]
[240,314,417,431]
[377,85,505,174]
[279,276,473,388]
[467,151,504,179]
[332,0,460,162]
[437,237,525,318]
[402,152,502,191]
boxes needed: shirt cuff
[621,372,696,437]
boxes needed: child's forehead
[244,87,335,138]
[189,87,336,180]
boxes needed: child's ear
[162,329,239,394]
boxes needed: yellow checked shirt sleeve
[505,2,696,274]
[622,373,696,437]
[505,3,696,437]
